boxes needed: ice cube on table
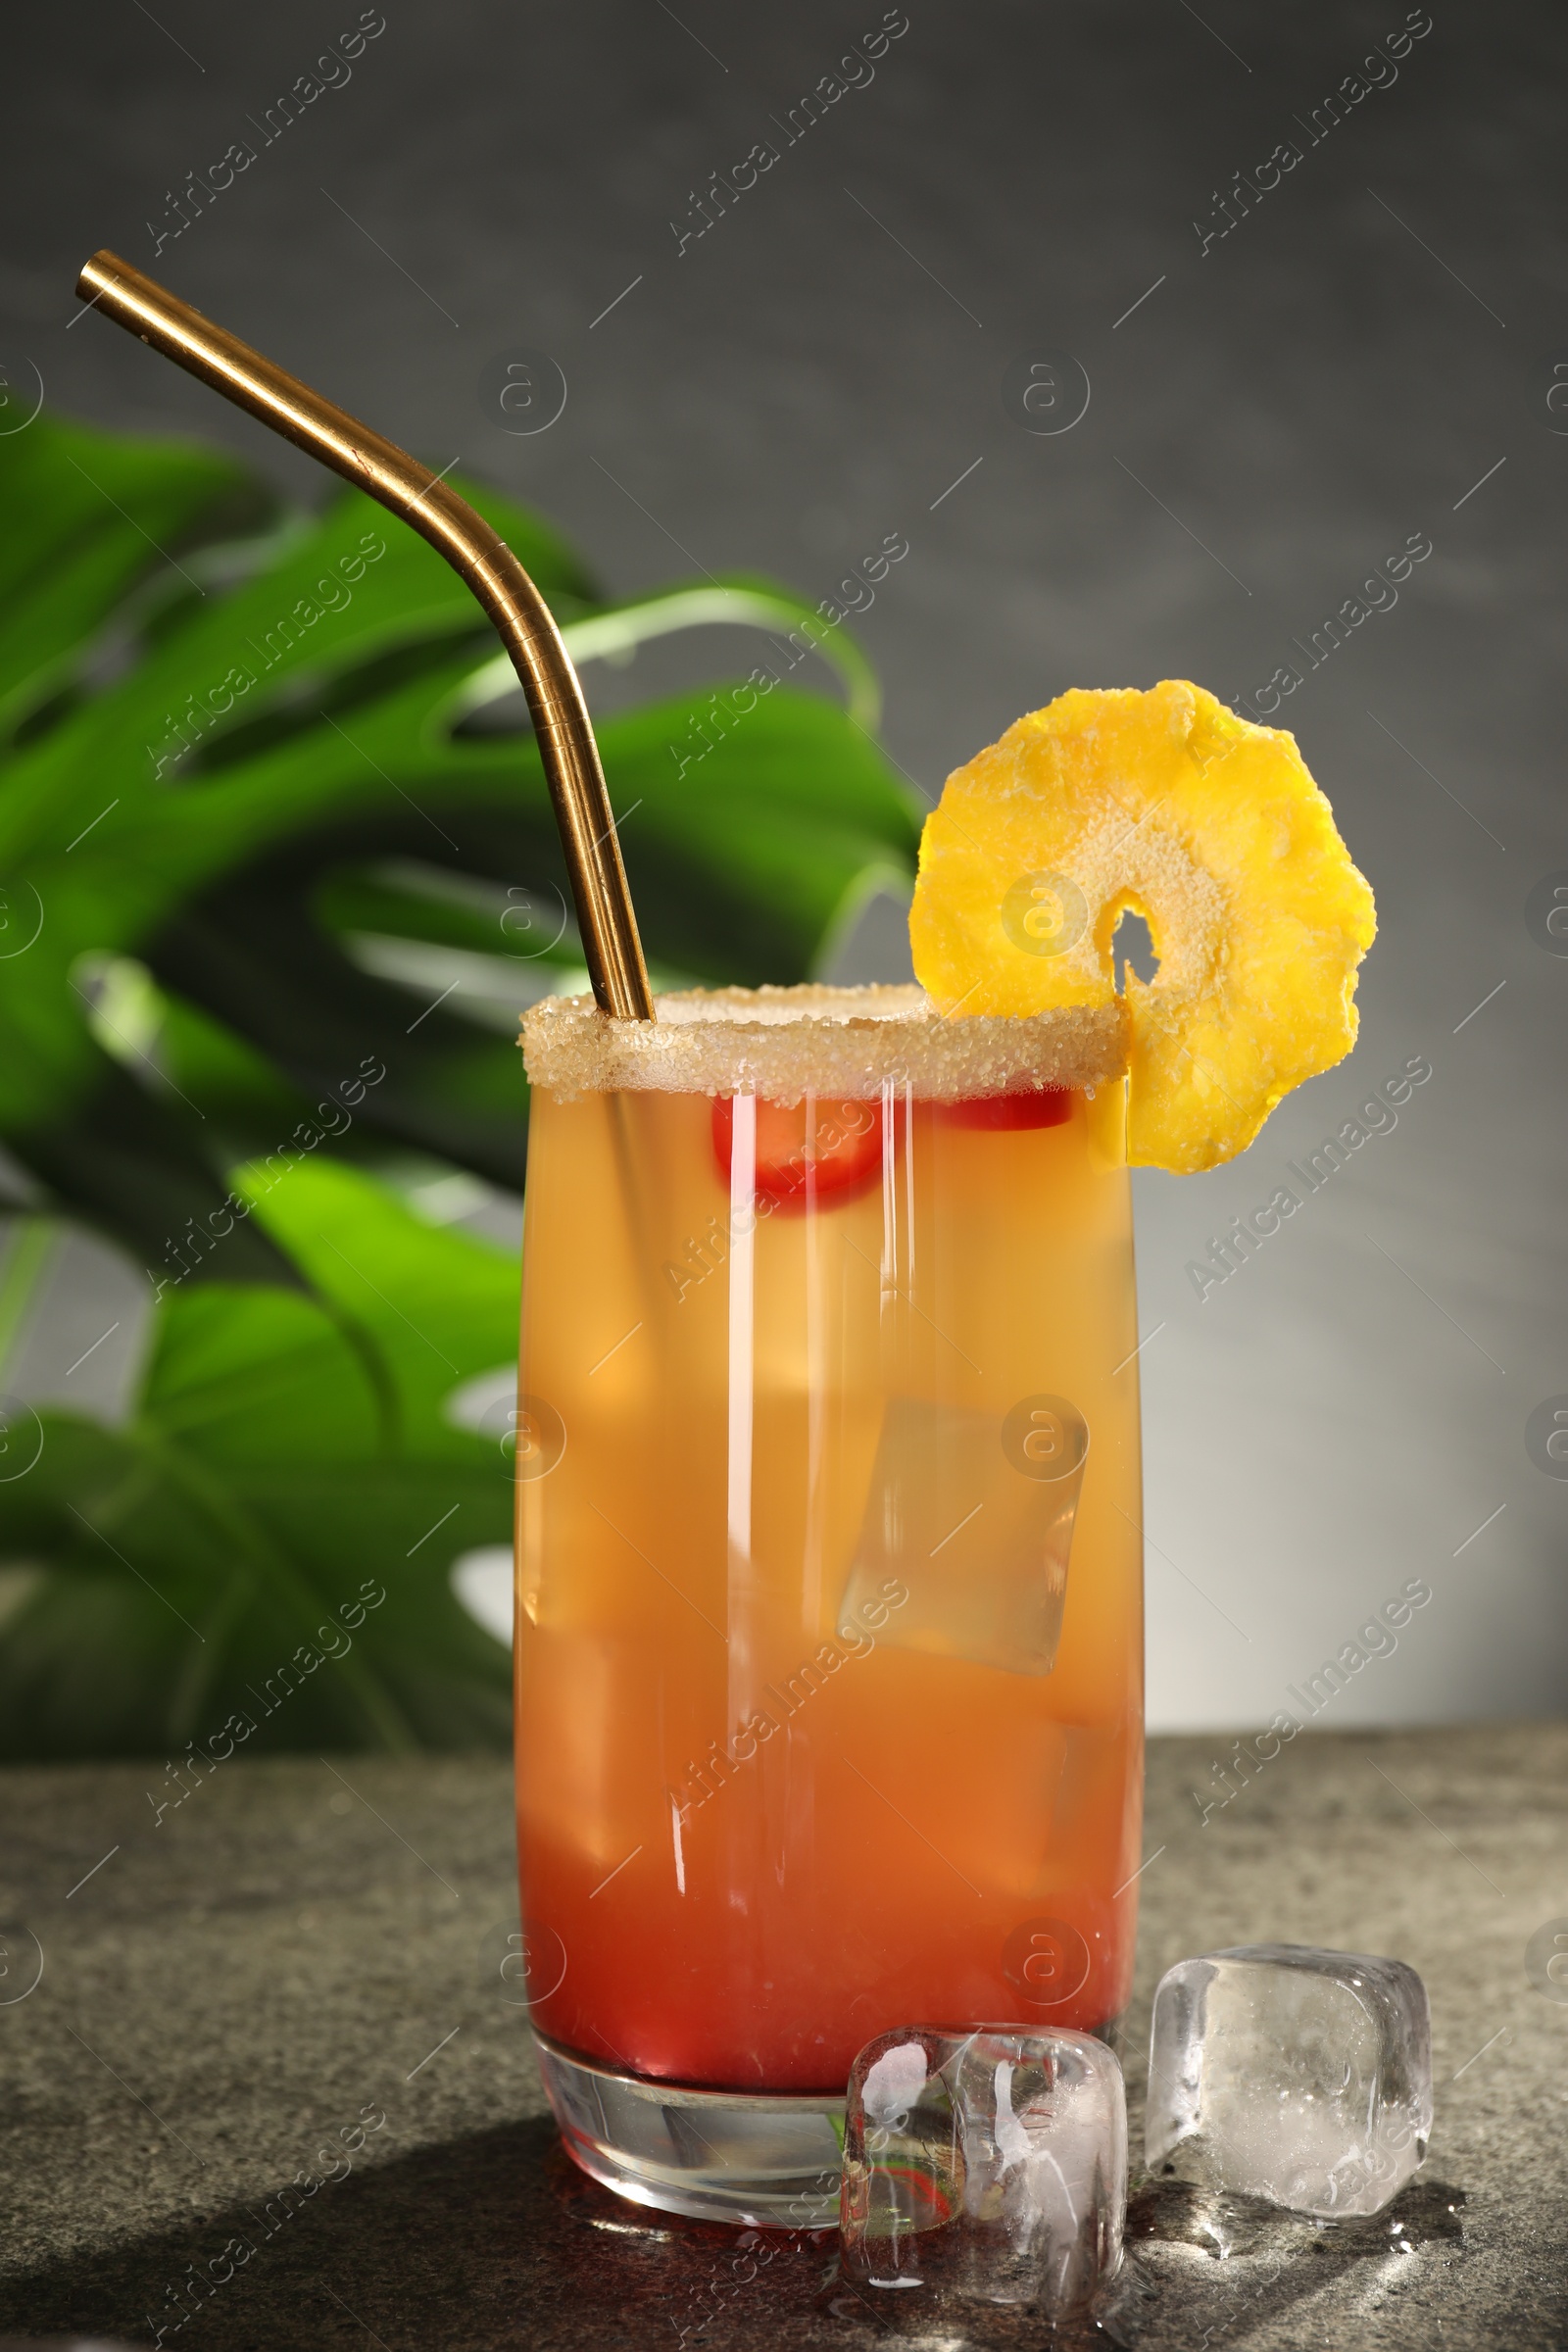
[1146,1942,1432,2219]
[840,2025,1126,2313]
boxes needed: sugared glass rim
[520,983,1127,1103]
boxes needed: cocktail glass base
[533,2031,845,2226]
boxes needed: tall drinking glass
[514,984,1142,2224]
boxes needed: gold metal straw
[75,249,656,1023]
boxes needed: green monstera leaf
[0,407,922,1754]
[0,414,920,1278]
[0,1159,517,1759]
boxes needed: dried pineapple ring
[908,680,1377,1173]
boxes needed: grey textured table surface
[1,1726,1564,2350]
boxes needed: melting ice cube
[841,2025,1125,2312]
[1146,1942,1433,2219]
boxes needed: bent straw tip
[76,249,128,303]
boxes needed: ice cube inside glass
[837,1393,1087,1676]
[1146,1942,1432,2218]
[841,2025,1126,2311]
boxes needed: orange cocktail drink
[514,983,1142,2221]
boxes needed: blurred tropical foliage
[0,411,920,1757]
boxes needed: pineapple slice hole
[1110,906,1159,995]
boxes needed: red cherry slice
[711,1096,883,1213]
[934,1091,1074,1131]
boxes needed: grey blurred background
[1,0,1562,1729]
